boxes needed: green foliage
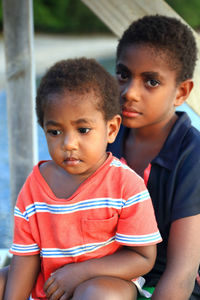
[165,0,200,29]
[0,1,2,30]
[0,0,199,33]
[33,0,110,33]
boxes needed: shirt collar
[108,111,192,171]
[152,111,191,170]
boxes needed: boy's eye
[47,129,62,136]
[78,128,90,134]
[146,79,160,87]
[116,70,129,82]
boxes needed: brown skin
[44,246,156,299]
[0,266,9,299]
[1,91,158,300]
[3,255,40,300]
[71,276,137,300]
[0,245,156,300]
[41,94,157,299]
[116,44,200,299]
[116,45,193,177]
[152,215,200,300]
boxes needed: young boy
[2,58,162,300]
[108,15,200,299]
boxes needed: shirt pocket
[81,213,118,245]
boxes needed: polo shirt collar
[152,111,191,170]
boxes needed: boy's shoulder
[108,155,148,199]
[181,121,200,164]
[18,160,50,197]
[184,123,200,149]
[153,111,200,170]
[165,111,200,156]
[109,154,145,184]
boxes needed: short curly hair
[117,15,197,83]
[36,57,120,127]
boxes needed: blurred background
[0,0,200,34]
[0,0,200,250]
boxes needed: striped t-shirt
[10,153,162,299]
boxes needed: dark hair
[117,15,197,83]
[36,57,120,127]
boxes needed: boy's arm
[152,214,200,300]
[44,244,157,299]
[4,254,40,300]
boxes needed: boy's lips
[63,157,81,166]
[122,107,141,118]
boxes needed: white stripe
[125,190,150,207]
[15,197,126,218]
[115,232,161,245]
[15,189,150,220]
[40,236,115,258]
[14,206,29,221]
[110,159,134,172]
[10,238,116,258]
[110,159,142,180]
[11,243,40,253]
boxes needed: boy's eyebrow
[44,118,96,127]
[44,120,60,127]
[142,71,160,78]
[116,65,163,79]
[72,118,96,125]
[116,62,128,70]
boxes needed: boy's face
[43,91,119,181]
[116,44,182,130]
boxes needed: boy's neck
[39,153,109,200]
[132,113,178,142]
[40,161,82,199]
[124,113,178,177]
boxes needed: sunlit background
[0,0,200,249]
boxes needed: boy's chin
[122,117,141,128]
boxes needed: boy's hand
[43,245,157,299]
[43,263,86,300]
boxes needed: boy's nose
[62,134,78,151]
[121,80,140,102]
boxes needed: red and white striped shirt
[10,153,162,299]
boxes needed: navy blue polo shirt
[108,112,200,299]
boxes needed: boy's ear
[174,79,193,107]
[107,114,121,144]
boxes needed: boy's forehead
[45,88,102,110]
[65,88,102,106]
[120,44,164,60]
[43,95,106,130]
[118,44,179,74]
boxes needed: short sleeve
[115,171,162,246]
[10,177,40,256]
